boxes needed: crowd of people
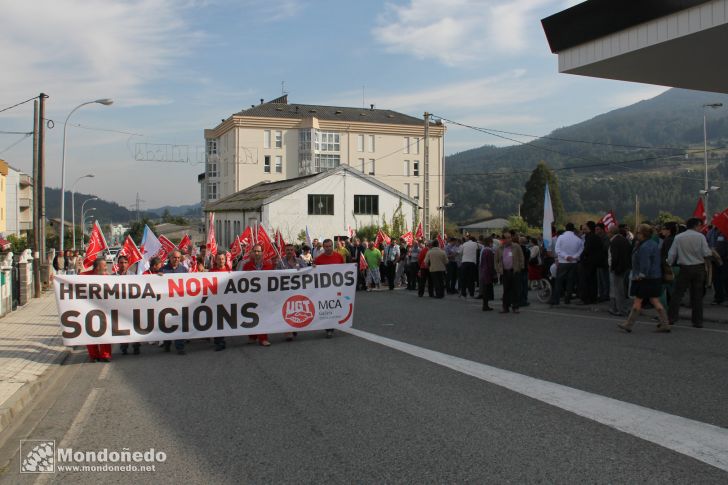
[63,216,727,362]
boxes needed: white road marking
[98,363,111,380]
[344,327,728,472]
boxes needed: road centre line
[343,327,728,472]
[98,364,111,380]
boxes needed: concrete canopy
[542,0,728,94]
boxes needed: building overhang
[542,0,728,93]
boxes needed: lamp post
[436,202,454,237]
[72,175,94,250]
[702,103,723,219]
[59,98,113,253]
[81,207,96,249]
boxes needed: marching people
[85,258,112,362]
[364,241,382,290]
[314,238,346,338]
[417,239,433,297]
[667,217,713,328]
[277,244,305,342]
[618,224,670,333]
[495,230,525,313]
[395,237,408,288]
[608,225,632,316]
[479,237,496,311]
[445,237,459,294]
[549,223,583,307]
[406,239,422,291]
[300,244,313,266]
[160,250,189,354]
[424,239,447,298]
[114,255,141,355]
[459,236,479,298]
[384,238,400,290]
[208,252,230,351]
[579,221,601,305]
[595,223,611,302]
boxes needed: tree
[521,162,565,227]
[126,218,156,244]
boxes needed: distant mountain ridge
[445,88,728,222]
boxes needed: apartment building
[5,165,33,238]
[202,95,445,234]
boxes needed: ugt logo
[20,440,55,473]
[282,295,315,328]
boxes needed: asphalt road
[1,289,727,483]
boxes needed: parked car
[105,247,121,263]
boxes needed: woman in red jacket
[86,258,112,362]
[240,244,274,346]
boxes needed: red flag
[229,235,243,259]
[693,197,706,223]
[274,229,286,256]
[112,235,143,273]
[158,235,177,261]
[206,212,218,256]
[374,228,391,247]
[401,231,414,247]
[83,221,109,271]
[437,233,445,249]
[599,210,618,230]
[712,208,728,238]
[256,224,278,262]
[178,234,192,253]
[358,251,367,271]
[414,221,424,240]
[240,226,254,246]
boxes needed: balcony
[19,174,32,186]
[18,221,32,231]
[18,197,31,208]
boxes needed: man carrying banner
[241,244,274,346]
[115,255,141,356]
[314,238,345,338]
[85,258,112,362]
[209,252,230,351]
[160,250,189,354]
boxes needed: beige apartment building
[202,95,445,234]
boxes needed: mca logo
[282,295,315,328]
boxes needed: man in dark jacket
[608,225,632,316]
[580,221,602,304]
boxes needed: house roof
[234,95,425,126]
[458,218,510,230]
[205,165,418,213]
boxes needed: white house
[204,164,419,246]
[5,165,33,238]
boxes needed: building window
[264,130,271,149]
[275,130,282,148]
[413,160,419,177]
[314,154,340,172]
[208,182,218,201]
[414,138,420,154]
[299,130,312,151]
[367,135,375,152]
[308,194,334,215]
[357,134,364,152]
[315,131,340,152]
[404,137,410,154]
[358,158,365,172]
[403,160,410,177]
[413,183,420,200]
[275,155,282,173]
[264,155,271,173]
[207,160,217,178]
[368,159,375,175]
[206,139,217,155]
[404,183,410,197]
[354,195,379,215]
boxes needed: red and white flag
[274,229,286,256]
[347,225,356,239]
[206,212,218,257]
[374,228,391,247]
[414,221,424,240]
[158,235,177,261]
[240,226,255,246]
[712,207,728,238]
[401,231,414,247]
[599,210,618,230]
[82,221,109,271]
[437,233,446,249]
[693,197,707,223]
[358,252,367,271]
[178,234,192,253]
[256,224,279,262]
[229,235,243,259]
[112,235,143,273]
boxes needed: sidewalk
[0,291,67,435]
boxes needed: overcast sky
[0,0,669,208]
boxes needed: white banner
[54,264,357,345]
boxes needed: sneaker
[325,329,334,339]
[259,340,271,347]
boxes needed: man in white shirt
[549,223,584,306]
[459,236,479,298]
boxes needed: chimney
[260,98,264,105]
[370,104,375,110]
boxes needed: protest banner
[54,264,357,346]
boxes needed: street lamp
[436,202,454,237]
[702,102,723,219]
[81,207,96,249]
[72,175,94,250]
[59,98,113,253]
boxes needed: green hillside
[445,88,728,223]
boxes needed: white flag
[137,225,163,274]
[543,184,555,252]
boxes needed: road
[1,289,727,483]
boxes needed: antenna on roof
[281,81,287,95]
[362,85,365,109]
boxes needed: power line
[0,130,33,135]
[0,96,38,114]
[0,133,32,154]
[42,118,144,136]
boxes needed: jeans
[430,271,445,298]
[386,262,396,290]
[609,271,629,315]
[406,262,419,290]
[418,268,433,297]
[668,264,706,325]
[550,262,577,305]
[446,262,458,293]
[460,262,476,297]
[597,267,610,300]
[501,270,520,310]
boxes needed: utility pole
[37,94,48,280]
[423,112,430,239]
[32,100,40,298]
[135,192,145,222]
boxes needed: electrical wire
[0,96,38,114]
[0,130,33,135]
[0,133,32,154]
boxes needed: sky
[0,0,670,209]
